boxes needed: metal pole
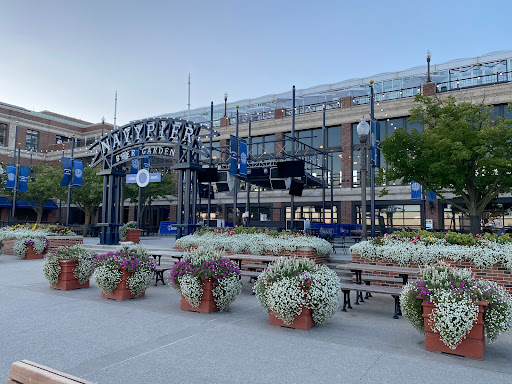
[187,74,191,121]
[331,153,334,223]
[245,119,252,227]
[370,81,376,238]
[13,121,18,164]
[360,135,368,241]
[290,85,295,231]
[207,101,213,226]
[322,104,326,222]
[233,107,239,226]
[137,185,142,229]
[66,136,75,226]
[12,144,20,218]
[113,91,118,130]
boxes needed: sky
[0,0,510,126]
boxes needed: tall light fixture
[426,49,432,82]
[224,92,228,118]
[369,80,376,238]
[357,117,370,241]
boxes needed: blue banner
[426,190,437,201]
[60,157,72,186]
[411,181,422,201]
[149,173,161,182]
[5,165,15,190]
[229,135,238,175]
[18,166,29,193]
[130,150,140,174]
[239,139,247,178]
[371,120,381,168]
[72,160,83,187]
[142,157,151,171]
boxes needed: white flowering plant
[119,221,138,240]
[400,263,512,349]
[168,247,241,311]
[92,245,155,297]
[43,245,95,285]
[177,230,332,257]
[351,230,512,271]
[254,257,340,326]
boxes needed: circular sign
[136,169,150,188]
[75,169,83,178]
[7,173,15,181]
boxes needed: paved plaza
[1,237,511,383]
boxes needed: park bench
[7,360,93,384]
[339,282,403,319]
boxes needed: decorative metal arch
[88,117,217,244]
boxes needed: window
[26,130,39,151]
[56,135,72,144]
[327,126,342,149]
[0,122,7,147]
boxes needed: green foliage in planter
[92,245,155,297]
[119,221,138,240]
[254,257,340,325]
[400,263,512,349]
[169,247,241,311]
[43,245,95,285]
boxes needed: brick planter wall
[175,245,327,264]
[351,252,512,290]
[2,236,83,255]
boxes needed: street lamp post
[101,116,105,136]
[426,49,432,82]
[369,80,376,238]
[357,117,370,241]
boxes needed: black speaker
[216,183,230,192]
[277,160,305,178]
[199,184,213,199]
[289,179,304,196]
[271,179,287,189]
[198,168,218,182]
[217,171,228,182]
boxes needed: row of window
[0,123,39,150]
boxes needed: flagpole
[66,135,75,226]
[11,143,21,219]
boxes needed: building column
[341,123,352,188]
[274,108,286,119]
[340,201,352,225]
[272,202,283,222]
[423,82,436,96]
[220,117,229,128]
[275,132,285,157]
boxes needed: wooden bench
[8,360,93,384]
[339,282,403,319]
[154,265,173,286]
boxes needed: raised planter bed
[180,279,217,313]
[51,260,90,290]
[269,306,314,331]
[2,236,83,255]
[101,270,145,301]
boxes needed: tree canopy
[69,166,103,230]
[381,94,512,234]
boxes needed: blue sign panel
[160,221,177,234]
[229,135,238,175]
[5,165,15,190]
[411,181,422,200]
[72,160,83,187]
[18,166,29,193]
[60,157,72,186]
[371,120,380,168]
[142,157,151,171]
[426,190,437,201]
[239,139,247,178]
[130,149,140,174]
[149,173,161,182]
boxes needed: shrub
[119,221,138,240]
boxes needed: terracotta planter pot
[269,306,314,331]
[125,229,141,244]
[101,270,145,301]
[422,300,487,360]
[180,279,217,313]
[24,244,46,260]
[51,260,89,291]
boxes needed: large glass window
[0,122,7,147]
[327,125,342,148]
[26,130,39,151]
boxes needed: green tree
[125,171,177,223]
[19,164,62,224]
[70,166,104,232]
[381,94,512,234]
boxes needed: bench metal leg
[364,281,371,299]
[392,295,401,319]
[341,289,352,311]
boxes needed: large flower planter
[422,300,487,360]
[269,306,315,331]
[101,270,145,301]
[24,244,46,260]
[180,279,217,313]
[125,229,141,244]
[51,260,89,291]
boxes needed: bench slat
[339,282,402,295]
[9,360,93,384]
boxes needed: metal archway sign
[89,117,217,244]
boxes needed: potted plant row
[43,245,94,290]
[254,257,340,330]
[169,247,242,313]
[92,246,155,300]
[400,263,512,359]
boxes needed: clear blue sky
[0,0,509,125]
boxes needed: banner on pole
[72,160,83,187]
[411,181,422,200]
[426,190,437,201]
[239,139,247,178]
[60,157,72,186]
[229,135,238,175]
[371,120,380,168]
[130,150,140,174]
[142,157,151,171]
[5,165,15,190]
[18,166,29,193]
